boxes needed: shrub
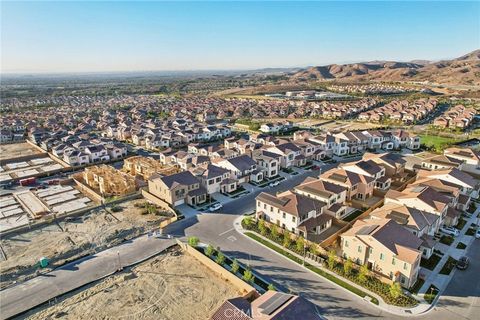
[296,237,305,253]
[231,259,239,274]
[242,269,255,284]
[267,283,276,291]
[111,206,123,212]
[205,244,215,257]
[271,224,279,239]
[327,250,336,270]
[216,252,225,265]
[243,216,253,228]
[343,258,353,276]
[389,282,402,299]
[283,231,291,248]
[358,264,369,283]
[258,220,268,236]
[188,236,199,247]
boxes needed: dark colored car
[456,256,470,270]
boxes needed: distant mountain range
[289,50,480,86]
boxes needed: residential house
[147,171,207,207]
[340,218,422,288]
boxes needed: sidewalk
[233,216,432,317]
[418,207,480,296]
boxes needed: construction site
[123,155,180,180]
[0,155,67,185]
[0,198,173,289]
[24,246,241,320]
[73,164,139,201]
[0,184,94,233]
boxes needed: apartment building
[340,218,422,288]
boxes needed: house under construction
[81,165,136,196]
[123,156,180,180]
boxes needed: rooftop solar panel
[258,293,292,315]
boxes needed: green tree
[309,244,319,256]
[205,244,215,257]
[271,224,279,239]
[283,230,291,248]
[231,259,240,274]
[188,236,199,247]
[343,258,353,276]
[242,269,255,284]
[216,252,225,265]
[243,216,253,228]
[327,250,337,269]
[259,219,267,236]
[358,264,369,283]
[296,237,305,253]
[267,283,276,291]
[389,281,402,299]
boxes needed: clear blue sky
[2,1,479,73]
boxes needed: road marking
[227,236,237,242]
[218,228,234,237]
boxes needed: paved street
[0,236,175,320]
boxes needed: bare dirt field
[0,199,171,289]
[25,247,240,320]
[0,143,42,161]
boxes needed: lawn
[439,256,457,275]
[420,254,442,270]
[456,242,467,250]
[419,135,459,151]
[439,235,454,246]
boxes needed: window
[392,257,396,265]
[292,216,296,223]
[357,246,362,253]
[282,212,286,219]
[380,253,385,261]
[344,240,349,248]
[403,262,408,270]
[369,248,373,254]
[270,206,273,212]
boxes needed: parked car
[269,181,280,187]
[440,225,459,237]
[208,203,223,212]
[475,229,480,239]
[456,256,470,270]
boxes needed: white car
[475,229,480,239]
[440,226,459,237]
[269,181,280,187]
[208,203,223,212]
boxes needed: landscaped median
[244,231,379,305]
[242,217,419,308]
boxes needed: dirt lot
[0,142,42,161]
[25,247,240,320]
[0,199,172,289]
